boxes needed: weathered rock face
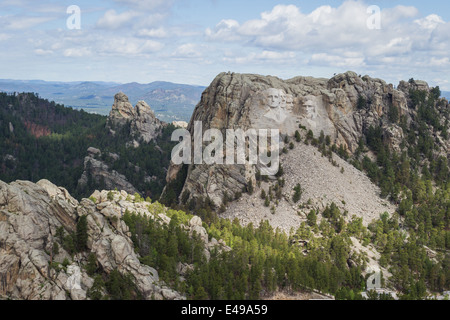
[397,79,430,95]
[132,100,163,143]
[0,179,80,299]
[77,149,139,195]
[107,92,165,144]
[0,178,232,300]
[166,71,415,207]
[108,92,136,125]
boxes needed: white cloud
[205,19,241,41]
[101,38,164,55]
[415,14,445,30]
[0,0,66,13]
[205,0,450,78]
[113,0,173,11]
[430,20,450,44]
[31,27,165,60]
[1,0,450,90]
[310,53,366,68]
[206,2,375,50]
[138,26,201,39]
[223,50,296,64]
[0,33,11,41]
[430,57,449,66]
[172,43,203,59]
[381,5,419,24]
[370,37,413,56]
[2,15,54,30]
[34,48,53,55]
[433,78,449,87]
[137,27,168,38]
[63,47,92,57]
[97,9,139,29]
[96,5,170,32]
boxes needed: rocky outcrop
[107,92,165,144]
[172,121,188,128]
[108,92,136,125]
[0,178,229,300]
[397,79,430,95]
[77,148,138,195]
[0,179,80,299]
[166,71,417,208]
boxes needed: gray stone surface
[77,152,139,195]
[0,179,229,300]
[165,71,419,209]
[107,92,165,143]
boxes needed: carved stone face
[266,88,281,109]
[280,92,287,109]
[304,98,317,119]
[285,94,294,110]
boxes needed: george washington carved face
[261,88,290,123]
[266,88,282,109]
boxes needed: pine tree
[264,196,270,207]
[293,183,302,203]
[307,210,317,226]
[260,189,266,200]
[76,215,88,252]
[247,179,254,195]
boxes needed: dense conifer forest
[0,92,176,200]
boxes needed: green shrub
[293,183,302,203]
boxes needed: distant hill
[442,91,450,100]
[0,79,205,122]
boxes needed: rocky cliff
[77,147,139,195]
[75,93,175,199]
[0,179,225,300]
[107,92,165,145]
[184,71,410,152]
[165,71,447,220]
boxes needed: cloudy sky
[1,0,449,89]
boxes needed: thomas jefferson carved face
[280,92,287,109]
[285,94,294,110]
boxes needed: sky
[0,0,450,89]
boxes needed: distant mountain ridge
[443,91,450,100]
[0,79,206,122]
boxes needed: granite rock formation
[0,179,226,300]
[107,92,165,144]
[165,71,440,210]
[77,147,139,195]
